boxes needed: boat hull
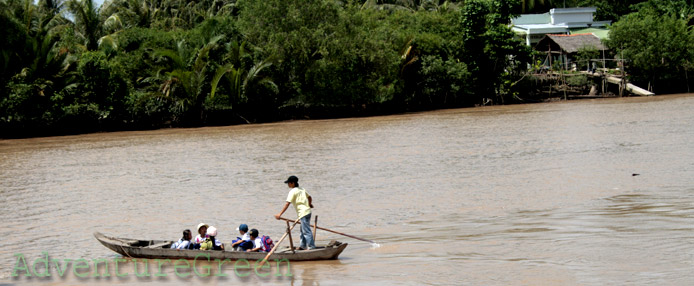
[94,232,347,261]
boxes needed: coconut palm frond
[210,63,233,100]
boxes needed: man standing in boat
[275,175,316,250]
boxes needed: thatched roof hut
[535,33,607,54]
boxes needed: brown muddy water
[1,94,693,285]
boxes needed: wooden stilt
[286,221,295,253]
[561,66,566,100]
[602,77,606,95]
[313,215,318,241]
[686,69,690,93]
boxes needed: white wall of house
[550,7,596,25]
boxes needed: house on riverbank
[535,33,608,70]
[511,7,610,46]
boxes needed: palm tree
[2,0,74,97]
[99,0,239,30]
[0,0,78,127]
[67,0,102,51]
[210,41,278,110]
[0,0,27,84]
[148,35,224,119]
[99,0,148,29]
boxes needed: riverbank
[4,1,694,142]
[0,91,674,139]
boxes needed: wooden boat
[94,232,348,261]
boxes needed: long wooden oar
[278,217,375,244]
[258,217,301,267]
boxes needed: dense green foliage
[1,0,693,137]
[0,0,533,136]
[607,0,694,94]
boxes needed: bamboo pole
[258,217,300,268]
[278,217,375,244]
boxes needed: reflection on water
[1,94,693,285]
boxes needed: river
[1,94,692,285]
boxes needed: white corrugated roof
[513,24,569,34]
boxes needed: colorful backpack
[260,235,275,252]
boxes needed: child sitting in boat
[245,229,263,252]
[192,223,208,249]
[200,226,224,250]
[230,223,251,250]
[170,229,193,250]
